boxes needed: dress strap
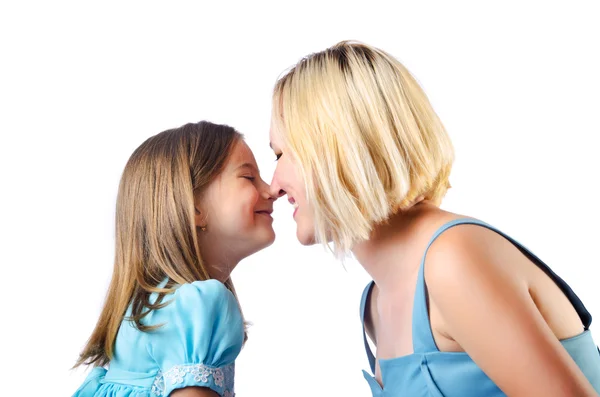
[412,218,593,353]
[360,281,377,373]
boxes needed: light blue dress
[360,218,600,396]
[73,279,244,397]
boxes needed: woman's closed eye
[275,153,282,161]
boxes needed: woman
[268,41,600,396]
[73,121,276,397]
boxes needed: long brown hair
[75,121,244,368]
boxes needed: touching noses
[259,178,280,201]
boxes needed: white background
[1,1,599,396]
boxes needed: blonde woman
[268,41,600,396]
[73,121,277,397]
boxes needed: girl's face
[269,130,316,246]
[196,140,277,266]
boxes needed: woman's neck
[352,201,436,290]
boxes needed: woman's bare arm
[425,226,597,396]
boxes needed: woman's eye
[275,153,282,161]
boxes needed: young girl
[268,41,600,396]
[73,121,276,397]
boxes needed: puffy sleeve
[147,279,244,397]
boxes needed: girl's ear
[194,192,206,229]
[194,208,206,229]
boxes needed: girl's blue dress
[73,279,244,397]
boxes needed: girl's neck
[198,241,239,282]
[205,252,239,282]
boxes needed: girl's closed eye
[242,175,255,181]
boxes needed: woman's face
[269,130,316,246]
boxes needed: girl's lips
[255,211,273,221]
[255,209,273,220]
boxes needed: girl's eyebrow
[235,163,260,174]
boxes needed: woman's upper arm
[170,386,219,397]
[425,226,597,397]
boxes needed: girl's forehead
[226,141,258,169]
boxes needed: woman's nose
[269,178,286,199]
[258,178,280,201]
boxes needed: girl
[268,41,600,396]
[73,121,276,397]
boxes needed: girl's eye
[242,176,255,181]
[275,153,282,161]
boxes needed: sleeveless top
[359,218,600,396]
[73,279,244,397]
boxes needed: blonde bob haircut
[271,40,454,257]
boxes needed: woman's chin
[296,228,316,246]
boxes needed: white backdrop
[1,1,599,396]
